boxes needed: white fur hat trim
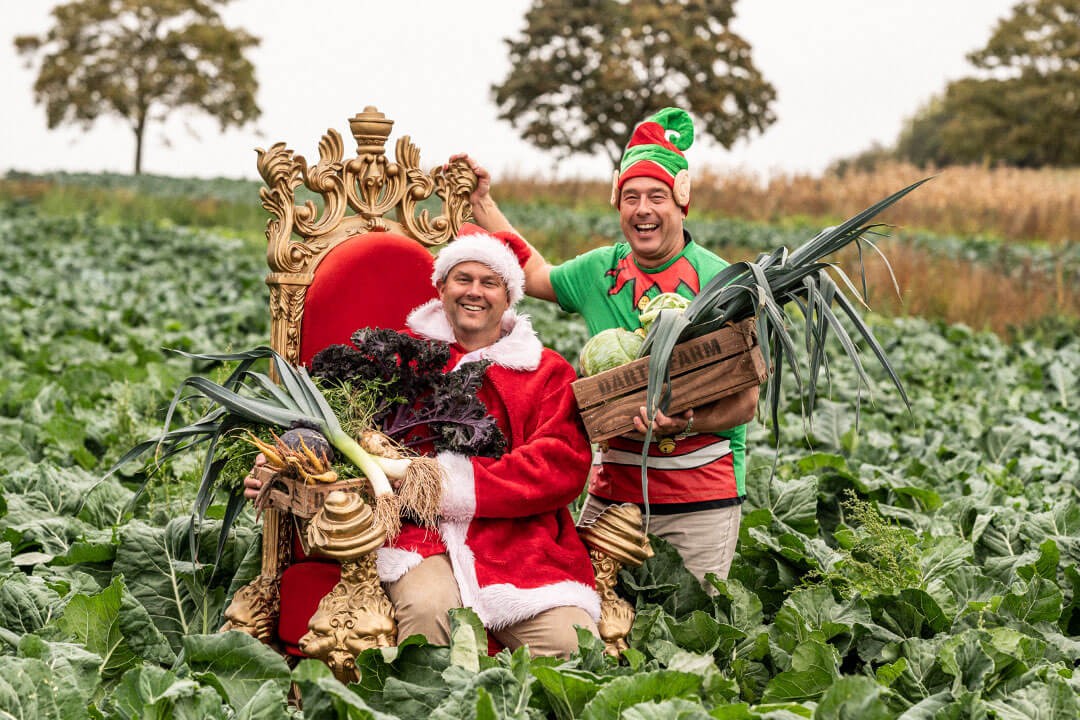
[431,232,526,306]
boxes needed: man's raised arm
[449,153,558,303]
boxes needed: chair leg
[578,503,654,657]
[298,491,397,684]
[299,555,396,683]
[221,506,292,642]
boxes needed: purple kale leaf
[310,328,505,458]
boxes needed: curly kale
[310,328,506,458]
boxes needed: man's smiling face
[618,176,686,268]
[437,261,509,351]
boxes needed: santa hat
[611,107,694,213]
[432,224,529,306]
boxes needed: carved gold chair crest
[222,107,651,683]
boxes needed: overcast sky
[1,0,1018,181]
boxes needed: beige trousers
[579,494,742,589]
[383,553,598,658]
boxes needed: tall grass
[821,240,1078,338]
[498,161,1080,245]
[1,171,269,235]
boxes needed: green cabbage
[638,292,690,335]
[579,327,645,376]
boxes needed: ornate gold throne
[221,107,652,682]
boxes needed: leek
[636,178,931,528]
[106,346,403,556]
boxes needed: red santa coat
[376,300,600,630]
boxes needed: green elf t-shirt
[550,233,748,504]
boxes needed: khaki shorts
[385,553,597,658]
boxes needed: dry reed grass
[835,241,1077,336]
[498,162,1080,245]
[499,162,1079,335]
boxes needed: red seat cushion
[299,231,437,366]
[278,558,342,651]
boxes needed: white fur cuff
[477,581,602,630]
[376,547,424,583]
[437,451,476,520]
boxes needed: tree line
[14,0,1079,176]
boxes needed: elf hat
[610,107,694,213]
[433,224,527,306]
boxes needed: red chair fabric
[299,231,437,366]
[280,231,436,653]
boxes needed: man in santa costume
[379,227,600,656]
[246,228,600,657]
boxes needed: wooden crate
[262,469,368,520]
[571,318,767,443]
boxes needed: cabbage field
[1,181,1079,718]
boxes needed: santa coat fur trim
[437,451,476,520]
[438,514,601,629]
[406,299,542,371]
[478,581,602,629]
[435,452,601,629]
[376,547,424,583]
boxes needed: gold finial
[348,106,394,155]
[578,503,654,567]
[305,491,387,560]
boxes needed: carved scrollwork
[257,142,303,274]
[588,549,636,656]
[220,576,280,641]
[298,493,395,684]
[258,106,476,255]
[299,556,396,684]
[400,143,478,246]
[578,504,654,656]
[268,282,308,367]
[294,130,347,239]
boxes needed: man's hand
[243,452,268,500]
[447,153,491,207]
[630,406,694,439]
[625,386,759,442]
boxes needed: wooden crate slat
[577,344,766,443]
[572,319,757,410]
[267,476,366,519]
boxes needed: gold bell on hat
[658,437,675,454]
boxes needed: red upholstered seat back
[280,230,437,653]
[299,231,437,365]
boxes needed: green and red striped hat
[611,107,694,213]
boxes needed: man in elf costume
[454,107,759,586]
[246,229,600,657]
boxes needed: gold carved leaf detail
[294,129,347,238]
[398,141,477,246]
[345,154,403,219]
[257,143,303,271]
[269,284,307,366]
[299,555,396,684]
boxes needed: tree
[896,0,1080,168]
[492,0,776,166]
[15,0,260,175]
[895,95,955,168]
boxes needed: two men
[459,107,759,585]
[247,230,600,657]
